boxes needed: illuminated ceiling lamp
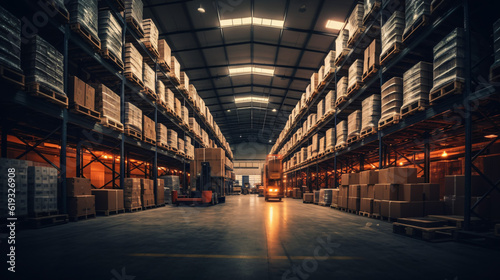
[197,4,205,13]
[325,20,344,30]
[441,150,448,158]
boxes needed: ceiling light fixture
[197,4,205,13]
[269,140,272,143]
[234,96,269,103]
[485,134,498,139]
[220,17,284,28]
[229,66,274,76]
[227,109,231,112]
[272,108,277,112]
[325,20,344,30]
[441,151,448,158]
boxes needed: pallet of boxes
[66,177,96,221]
[91,188,124,216]
[68,76,100,121]
[141,179,155,209]
[0,6,25,89]
[123,178,142,211]
[191,148,227,203]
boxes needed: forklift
[264,154,284,202]
[174,162,223,205]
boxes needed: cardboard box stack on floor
[156,179,165,206]
[91,189,124,212]
[303,193,314,203]
[66,177,95,218]
[141,179,155,208]
[124,178,142,210]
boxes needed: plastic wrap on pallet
[0,159,28,217]
[326,128,334,150]
[98,10,123,60]
[494,19,500,63]
[124,43,142,78]
[69,0,99,41]
[178,138,184,153]
[402,61,432,109]
[361,94,381,132]
[171,56,181,80]
[404,0,430,36]
[348,110,361,139]
[143,62,155,93]
[95,83,120,124]
[324,50,336,76]
[125,0,143,29]
[381,11,405,57]
[180,71,189,90]
[28,166,58,214]
[124,102,142,132]
[379,77,403,125]
[336,76,348,102]
[317,100,324,120]
[0,5,21,71]
[347,4,364,43]
[161,175,180,191]
[364,0,381,19]
[348,59,363,89]
[157,80,165,104]
[141,18,158,51]
[335,28,349,60]
[319,137,325,154]
[319,189,333,205]
[182,106,189,125]
[156,123,168,146]
[22,35,64,94]
[325,90,335,114]
[158,39,171,66]
[167,129,178,149]
[335,121,347,147]
[312,134,319,152]
[431,28,465,93]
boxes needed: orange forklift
[263,154,284,202]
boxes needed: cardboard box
[348,197,360,211]
[66,177,92,196]
[156,179,165,205]
[444,175,487,196]
[373,199,382,215]
[360,184,374,198]
[374,184,401,200]
[422,183,440,201]
[303,193,314,202]
[332,189,339,205]
[91,189,124,211]
[360,198,374,213]
[67,195,95,217]
[68,76,86,106]
[341,173,359,185]
[348,185,360,198]
[381,200,423,219]
[363,39,381,76]
[379,167,417,184]
[359,170,379,185]
[339,196,348,208]
[402,184,424,202]
[85,83,95,110]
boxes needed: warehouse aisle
[15,195,497,280]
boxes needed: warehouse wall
[231,142,271,160]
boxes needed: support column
[463,0,472,230]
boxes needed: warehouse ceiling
[144,0,356,145]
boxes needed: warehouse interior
[1,0,500,279]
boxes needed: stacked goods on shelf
[348,59,363,93]
[308,114,317,132]
[336,77,348,103]
[300,147,307,165]
[311,134,319,157]
[401,61,432,116]
[124,102,142,135]
[182,106,189,126]
[335,28,350,62]
[68,0,100,47]
[140,179,155,208]
[319,189,334,206]
[360,94,381,136]
[180,71,189,91]
[124,0,144,34]
[142,115,155,143]
[124,178,142,209]
[124,43,143,86]
[68,76,96,111]
[156,123,168,148]
[22,35,65,95]
[364,0,381,21]
[189,84,198,103]
[335,121,348,149]
[0,6,22,72]
[325,128,335,151]
[158,39,171,68]
[165,88,174,112]
[380,11,405,64]
[378,77,403,128]
[325,90,335,115]
[310,72,318,92]
[318,66,324,85]
[91,189,124,214]
[94,83,122,129]
[319,137,325,154]
[156,179,165,206]
[306,84,311,101]
[307,145,312,161]
[347,110,362,142]
[403,0,430,40]
[317,100,324,120]
[143,62,156,96]
[170,56,181,82]
[28,166,58,215]
[98,10,122,65]
[157,80,165,105]
[178,138,185,155]
[141,18,158,55]
[191,148,225,178]
[189,118,200,136]
[332,189,339,206]
[347,3,364,45]
[363,39,380,80]
[430,28,465,101]
[162,175,179,203]
[167,129,178,150]
[324,50,336,77]
[0,159,28,217]
[175,98,181,118]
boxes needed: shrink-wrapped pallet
[143,115,155,141]
[379,77,403,126]
[28,166,58,214]
[124,102,142,133]
[180,71,189,90]
[143,62,155,93]
[141,18,158,53]
[311,72,318,91]
[361,94,381,133]
[157,80,165,104]
[312,134,319,153]
[335,28,350,61]
[381,11,405,59]
[335,121,348,148]
[95,84,121,124]
[319,189,333,205]
[170,56,181,81]
[347,110,361,139]
[307,145,312,160]
[348,59,363,90]
[189,84,198,103]
[318,66,324,84]
[336,76,348,102]
[431,28,465,93]
[124,0,143,29]
[167,129,178,149]
[326,128,335,150]
[324,50,336,76]
[69,0,99,41]
[182,106,189,126]
[175,98,181,117]
[325,90,335,114]
[98,10,122,59]
[306,84,311,101]
[165,88,174,111]
[308,114,317,131]
[124,43,142,80]
[124,178,142,209]
[347,3,364,43]
[156,123,168,147]
[364,0,381,19]
[404,0,430,36]
[0,6,21,71]
[319,137,325,154]
[158,39,171,67]
[178,138,184,154]
[300,93,306,110]
[317,100,324,120]
[402,61,432,109]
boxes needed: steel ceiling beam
[182,62,318,72]
[203,92,300,100]
[189,74,310,82]
[196,84,304,93]
[159,26,337,38]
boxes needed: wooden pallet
[346,209,359,214]
[143,136,156,145]
[325,148,334,154]
[125,17,144,38]
[96,208,125,216]
[378,114,401,130]
[142,86,157,102]
[26,82,68,108]
[142,205,156,210]
[402,15,429,43]
[71,104,101,121]
[69,213,96,222]
[0,65,25,89]
[380,42,403,65]
[430,80,464,104]
[125,206,143,212]
[99,48,124,71]
[431,0,453,15]
[335,96,347,108]
[334,49,350,66]
[30,210,59,218]
[125,72,145,89]
[143,41,160,58]
[27,214,68,228]
[397,217,448,228]
[393,222,456,242]
[359,211,373,218]
[100,117,124,133]
[167,146,178,153]
[427,215,482,229]
[318,202,331,207]
[41,0,69,23]
[168,74,181,85]
[125,127,142,141]
[362,64,379,82]
[347,26,367,48]
[335,144,346,151]
[159,59,170,72]
[400,99,427,118]
[70,22,101,50]
[347,135,360,144]
[303,201,314,204]
[363,1,381,25]
[360,126,377,138]
[347,82,362,97]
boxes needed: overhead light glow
[227,109,231,112]
[229,66,274,76]
[441,151,448,158]
[272,108,277,112]
[197,4,205,13]
[485,134,498,139]
[269,140,272,143]
[220,17,284,28]
[234,96,269,103]
[325,20,344,30]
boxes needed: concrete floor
[9,195,499,280]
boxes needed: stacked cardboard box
[0,6,21,71]
[363,39,380,75]
[167,129,178,149]
[0,159,28,217]
[67,195,95,218]
[124,43,143,81]
[319,137,325,154]
[156,179,165,205]
[174,98,181,118]
[431,28,465,93]
[143,62,155,94]
[98,10,122,61]
[335,120,348,149]
[338,185,349,209]
[91,189,124,212]
[380,11,405,60]
[94,84,121,125]
[180,71,189,90]
[348,185,361,212]
[156,123,168,147]
[324,50,336,76]
[317,100,324,120]
[189,118,200,136]
[325,90,335,115]
[364,0,381,19]
[402,61,432,110]
[140,179,155,208]
[141,18,158,54]
[361,94,381,133]
[142,115,155,141]
[69,76,95,110]
[191,148,225,177]
[335,28,350,61]
[165,88,174,111]
[124,102,142,133]
[347,110,361,140]
[318,66,324,84]
[348,59,363,90]
[311,134,319,156]
[182,106,189,126]
[325,128,335,150]
[124,178,142,209]
[158,39,171,67]
[303,193,314,203]
[28,166,58,215]
[347,3,364,43]
[170,56,181,81]
[68,0,100,42]
[311,72,318,91]
[379,77,403,126]
[157,80,165,104]
[337,76,348,103]
[124,0,143,30]
[178,138,185,154]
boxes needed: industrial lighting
[269,140,272,143]
[399,162,403,166]
[441,151,448,158]
[229,66,274,76]
[325,20,344,30]
[234,96,269,103]
[227,109,231,112]
[272,108,277,112]
[220,17,284,28]
[485,134,498,139]
[197,4,205,13]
